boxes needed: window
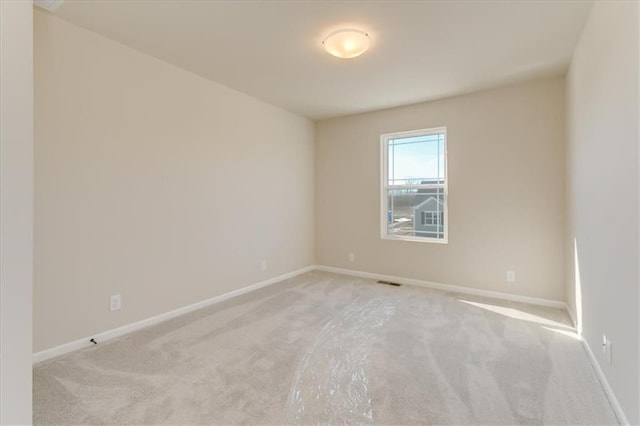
[421,211,444,226]
[381,127,447,243]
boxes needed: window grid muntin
[381,127,448,243]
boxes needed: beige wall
[566,2,639,423]
[316,77,566,302]
[34,10,315,352]
[0,1,34,423]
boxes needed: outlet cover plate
[110,294,121,311]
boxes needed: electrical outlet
[601,335,613,364]
[348,252,355,262]
[261,260,268,271]
[110,294,121,312]
[506,270,515,283]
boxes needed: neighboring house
[387,180,445,238]
[413,195,444,238]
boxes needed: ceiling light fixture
[322,29,370,59]
[33,0,64,12]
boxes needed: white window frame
[421,211,443,226]
[380,127,448,244]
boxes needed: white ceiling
[49,0,593,120]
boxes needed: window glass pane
[388,133,445,185]
[386,187,445,239]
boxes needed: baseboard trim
[580,336,629,425]
[33,263,629,424]
[315,265,566,309]
[32,265,316,364]
[565,303,578,330]
[317,266,629,423]
[550,303,627,424]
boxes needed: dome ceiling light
[33,0,64,11]
[322,29,370,59]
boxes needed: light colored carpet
[33,271,618,425]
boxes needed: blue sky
[388,134,445,185]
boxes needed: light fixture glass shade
[33,0,64,11]
[322,29,370,59]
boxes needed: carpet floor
[33,271,618,425]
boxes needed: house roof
[413,196,444,212]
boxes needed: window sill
[381,235,448,244]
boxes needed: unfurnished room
[0,0,639,425]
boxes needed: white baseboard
[565,303,578,330]
[315,265,566,309]
[34,264,565,364]
[33,263,630,424]
[32,265,316,364]
[547,301,627,424]
[317,265,629,424]
[580,336,629,425]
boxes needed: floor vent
[377,280,402,287]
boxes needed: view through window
[381,127,447,242]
